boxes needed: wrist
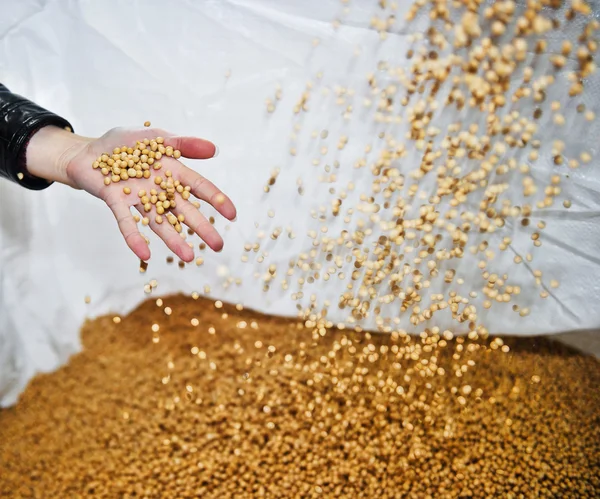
[25,125,91,188]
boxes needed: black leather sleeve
[0,83,74,190]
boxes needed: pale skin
[25,125,236,262]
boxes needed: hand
[26,126,236,262]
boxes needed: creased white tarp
[1,0,599,407]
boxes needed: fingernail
[213,145,220,158]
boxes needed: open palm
[64,127,236,263]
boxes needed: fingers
[164,136,218,159]
[107,200,151,261]
[175,165,237,220]
[137,207,195,263]
[172,200,224,252]
[112,128,217,159]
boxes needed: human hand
[26,126,236,262]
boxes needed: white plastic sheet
[1,0,599,407]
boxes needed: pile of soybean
[1,295,598,498]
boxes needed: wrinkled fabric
[0,0,599,408]
[0,83,73,190]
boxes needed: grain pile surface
[1,295,598,498]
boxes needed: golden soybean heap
[0,297,598,498]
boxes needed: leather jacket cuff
[1,85,74,190]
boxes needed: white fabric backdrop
[1,0,599,407]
